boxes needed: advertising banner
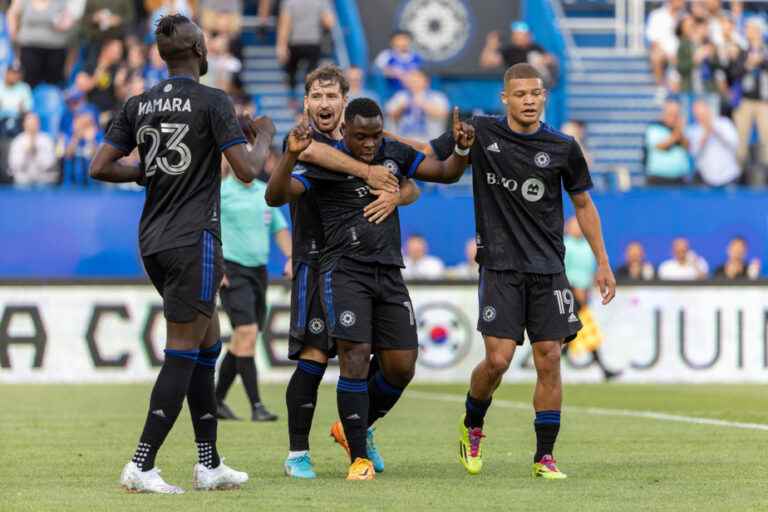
[1,284,767,383]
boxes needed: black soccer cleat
[251,404,278,422]
[216,401,241,420]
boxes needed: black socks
[132,348,198,470]
[464,392,492,429]
[367,371,405,427]
[188,341,222,469]
[286,359,327,451]
[337,377,369,461]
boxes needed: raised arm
[265,120,312,206]
[411,107,473,183]
[569,191,616,304]
[298,140,399,192]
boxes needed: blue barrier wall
[0,187,766,278]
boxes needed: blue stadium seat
[32,85,65,137]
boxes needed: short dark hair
[503,63,543,83]
[391,30,412,40]
[344,97,383,123]
[731,236,747,245]
[304,65,350,96]
[155,14,192,38]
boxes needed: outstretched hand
[286,114,312,154]
[452,107,475,150]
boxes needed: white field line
[407,391,768,432]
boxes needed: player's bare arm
[224,115,275,183]
[298,140,399,192]
[412,107,474,183]
[89,144,143,183]
[569,190,616,304]
[364,178,421,224]
[265,118,312,206]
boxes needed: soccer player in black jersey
[268,66,406,480]
[89,14,265,493]
[425,63,617,479]
[267,98,473,480]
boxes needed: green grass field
[3,382,768,511]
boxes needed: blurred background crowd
[0,0,763,281]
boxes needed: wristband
[454,145,470,156]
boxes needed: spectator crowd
[644,0,768,186]
[0,0,247,187]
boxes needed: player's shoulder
[538,123,576,146]
[381,137,417,159]
[468,114,501,129]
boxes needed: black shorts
[143,230,223,323]
[477,268,582,344]
[220,260,267,328]
[288,262,335,360]
[320,257,418,350]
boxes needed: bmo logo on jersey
[486,172,545,203]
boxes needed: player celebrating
[274,66,406,480]
[427,63,616,479]
[89,14,264,493]
[267,98,473,480]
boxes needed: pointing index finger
[452,106,459,127]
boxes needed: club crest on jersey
[521,178,545,202]
[534,152,551,168]
[482,305,496,322]
[308,318,325,334]
[382,159,400,175]
[163,83,173,93]
[340,310,356,327]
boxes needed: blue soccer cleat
[284,453,317,479]
[366,427,385,473]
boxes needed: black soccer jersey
[293,138,424,272]
[105,76,246,256]
[431,116,592,274]
[284,131,333,270]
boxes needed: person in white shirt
[402,234,445,280]
[658,237,709,280]
[687,100,741,186]
[8,112,57,186]
[646,0,686,91]
[447,238,479,279]
[0,63,32,121]
[386,70,449,143]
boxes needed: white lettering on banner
[2,285,768,383]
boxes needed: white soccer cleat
[192,459,249,490]
[120,461,184,494]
